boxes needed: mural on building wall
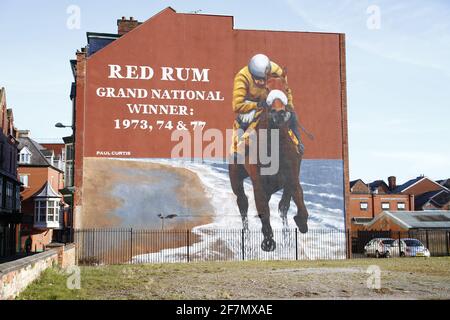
[79,9,347,259]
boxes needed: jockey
[231,53,303,155]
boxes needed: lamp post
[157,214,178,230]
[55,122,74,242]
[55,123,73,129]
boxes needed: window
[35,201,47,222]
[19,174,29,187]
[0,178,3,208]
[381,202,390,210]
[5,182,13,209]
[360,202,368,210]
[19,147,31,164]
[65,143,74,161]
[34,200,60,224]
[65,163,73,187]
[15,187,21,212]
[397,202,406,210]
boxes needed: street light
[157,214,178,230]
[55,122,73,129]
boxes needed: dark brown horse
[229,73,309,252]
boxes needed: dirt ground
[18,257,450,300]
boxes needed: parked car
[389,238,430,257]
[364,238,395,258]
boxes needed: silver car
[390,238,431,257]
[364,238,395,258]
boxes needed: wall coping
[0,250,58,275]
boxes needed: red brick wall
[349,193,413,231]
[351,180,368,194]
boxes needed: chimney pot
[388,176,397,192]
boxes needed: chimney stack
[18,129,30,138]
[117,16,140,35]
[388,176,396,191]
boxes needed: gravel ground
[17,257,450,300]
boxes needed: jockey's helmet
[248,54,271,80]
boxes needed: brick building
[349,176,414,231]
[0,87,22,259]
[17,130,67,251]
[68,7,350,231]
[349,175,449,231]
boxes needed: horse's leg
[278,190,291,229]
[291,160,309,233]
[246,165,276,252]
[292,184,308,233]
[229,164,249,230]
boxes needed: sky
[0,0,449,184]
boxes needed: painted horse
[229,72,309,252]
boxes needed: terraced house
[17,130,68,252]
[0,87,22,259]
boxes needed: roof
[33,181,61,199]
[367,210,450,229]
[86,32,121,56]
[437,179,450,189]
[350,179,364,189]
[415,190,444,209]
[392,176,423,193]
[351,217,373,225]
[17,137,63,172]
[393,176,447,194]
[368,180,388,192]
[430,191,450,208]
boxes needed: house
[0,87,22,259]
[17,130,67,251]
[349,177,413,231]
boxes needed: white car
[390,238,431,257]
[364,238,395,258]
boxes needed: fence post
[346,229,351,259]
[92,229,95,259]
[295,228,298,261]
[186,230,190,263]
[398,231,402,257]
[426,230,430,252]
[241,229,245,261]
[130,228,133,264]
[446,232,450,256]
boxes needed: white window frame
[397,202,406,210]
[65,162,73,187]
[381,202,390,210]
[19,147,32,164]
[34,199,61,226]
[19,174,29,187]
[360,202,368,211]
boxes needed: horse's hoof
[294,215,308,233]
[261,238,276,252]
